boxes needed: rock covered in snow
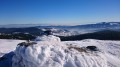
[12,36,107,67]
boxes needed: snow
[12,36,107,67]
[12,43,107,67]
[63,39,120,67]
[0,39,25,57]
[0,52,14,67]
[0,39,25,67]
[0,36,120,67]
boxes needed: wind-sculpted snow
[63,39,120,67]
[12,36,107,67]
[1,36,120,67]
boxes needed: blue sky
[0,0,120,25]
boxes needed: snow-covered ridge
[12,35,107,67]
[1,36,120,67]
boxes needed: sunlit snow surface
[0,36,120,67]
[0,39,25,57]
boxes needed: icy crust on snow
[12,36,107,67]
[35,35,61,42]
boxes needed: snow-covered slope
[12,36,107,67]
[12,42,107,67]
[63,39,120,67]
[0,36,120,67]
[0,39,25,67]
[0,39,25,57]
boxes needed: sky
[0,0,120,25]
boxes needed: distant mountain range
[36,22,120,35]
[35,22,120,29]
[0,22,120,29]
[0,24,50,28]
[0,22,120,36]
[72,22,120,29]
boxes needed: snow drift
[12,35,107,67]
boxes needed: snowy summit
[12,35,107,67]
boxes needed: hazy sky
[0,0,120,25]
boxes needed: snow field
[12,36,107,67]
